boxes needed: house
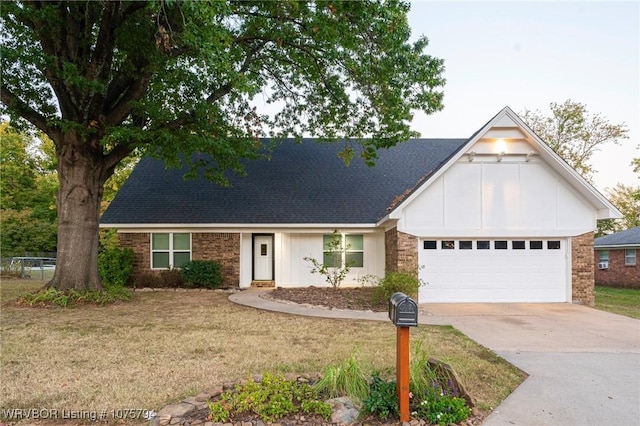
[594,226,640,288]
[100,107,622,305]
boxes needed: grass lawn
[0,280,525,424]
[595,286,640,319]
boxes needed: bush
[134,269,185,288]
[98,247,135,288]
[416,394,470,425]
[362,373,398,419]
[180,260,223,289]
[372,271,422,305]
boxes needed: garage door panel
[419,239,568,303]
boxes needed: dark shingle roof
[100,138,468,225]
[594,226,640,247]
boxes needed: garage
[418,238,569,303]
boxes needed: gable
[386,107,621,234]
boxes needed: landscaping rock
[327,396,359,425]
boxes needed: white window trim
[150,232,192,269]
[625,249,636,266]
[323,233,364,268]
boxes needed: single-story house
[594,226,640,288]
[100,107,622,305]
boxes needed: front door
[253,235,273,280]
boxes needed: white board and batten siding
[397,145,597,303]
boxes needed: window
[323,233,363,267]
[345,234,364,267]
[459,241,473,250]
[152,233,191,269]
[495,241,508,250]
[547,241,561,250]
[625,249,637,266]
[599,250,609,262]
[423,240,437,250]
[530,241,543,250]
[477,241,490,250]
[512,241,526,250]
[442,240,455,250]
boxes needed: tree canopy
[0,1,446,290]
[521,100,629,183]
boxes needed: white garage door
[418,239,568,303]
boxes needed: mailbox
[388,292,418,327]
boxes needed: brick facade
[385,227,418,273]
[191,233,240,287]
[118,232,241,287]
[594,248,639,289]
[571,232,595,306]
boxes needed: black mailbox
[388,292,418,327]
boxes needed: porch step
[251,280,275,288]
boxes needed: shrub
[180,260,223,288]
[98,247,135,288]
[372,271,422,305]
[362,373,398,419]
[207,372,331,423]
[415,394,470,425]
[159,269,185,287]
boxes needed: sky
[405,1,639,193]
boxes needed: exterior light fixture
[497,151,505,162]
[468,151,476,162]
[526,151,535,162]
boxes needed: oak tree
[1,1,445,291]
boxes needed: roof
[594,226,640,248]
[100,138,468,225]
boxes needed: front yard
[0,280,525,424]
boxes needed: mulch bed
[268,286,388,312]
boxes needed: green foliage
[0,208,57,256]
[362,373,398,419]
[304,230,352,289]
[409,341,441,400]
[598,183,640,235]
[98,247,135,288]
[207,372,331,423]
[416,394,470,426]
[18,286,131,307]
[521,100,629,182]
[180,260,223,289]
[314,351,370,404]
[2,0,445,290]
[371,271,423,305]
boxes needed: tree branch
[1,87,58,138]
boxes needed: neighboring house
[100,107,622,305]
[594,226,640,289]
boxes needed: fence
[0,257,57,281]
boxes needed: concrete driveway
[230,291,640,425]
[420,303,640,426]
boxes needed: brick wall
[385,227,418,273]
[192,233,240,287]
[118,233,150,280]
[594,248,640,289]
[118,232,240,287]
[571,232,595,306]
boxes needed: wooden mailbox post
[388,292,418,422]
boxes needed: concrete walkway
[230,289,640,426]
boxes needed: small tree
[304,230,353,289]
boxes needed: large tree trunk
[47,140,108,292]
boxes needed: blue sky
[406,1,639,192]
